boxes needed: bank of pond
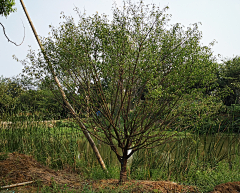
[0,120,240,192]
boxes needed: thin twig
[0,20,25,46]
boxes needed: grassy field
[1,118,240,192]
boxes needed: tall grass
[0,118,120,179]
[1,117,240,192]
[130,132,240,191]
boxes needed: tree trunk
[86,95,89,118]
[119,158,128,184]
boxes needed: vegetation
[0,0,16,17]
[0,118,240,192]
[18,0,223,183]
[0,76,70,120]
[1,0,240,191]
[218,56,240,106]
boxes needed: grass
[0,117,240,192]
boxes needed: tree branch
[0,20,25,46]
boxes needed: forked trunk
[119,158,128,184]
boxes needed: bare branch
[0,20,25,46]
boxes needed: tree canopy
[0,0,16,17]
[218,56,240,106]
[20,1,220,183]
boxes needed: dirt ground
[0,152,239,193]
[0,152,82,190]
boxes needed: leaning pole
[19,0,108,173]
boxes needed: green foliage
[218,56,240,106]
[19,89,68,119]
[0,76,23,114]
[21,1,219,135]
[0,75,72,120]
[0,0,16,17]
[19,0,222,181]
[186,159,240,192]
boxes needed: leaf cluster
[0,0,16,17]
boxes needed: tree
[0,75,71,120]
[0,0,16,17]
[0,76,23,114]
[21,1,219,183]
[218,56,240,106]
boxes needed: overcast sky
[1,0,240,78]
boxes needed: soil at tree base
[0,152,239,192]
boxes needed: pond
[75,133,240,169]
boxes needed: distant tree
[0,75,72,119]
[218,56,240,106]
[21,1,219,183]
[0,76,23,114]
[18,89,68,119]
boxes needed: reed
[1,117,240,192]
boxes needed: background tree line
[0,75,75,120]
[1,0,239,131]
[2,56,240,130]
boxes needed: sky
[0,0,240,78]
